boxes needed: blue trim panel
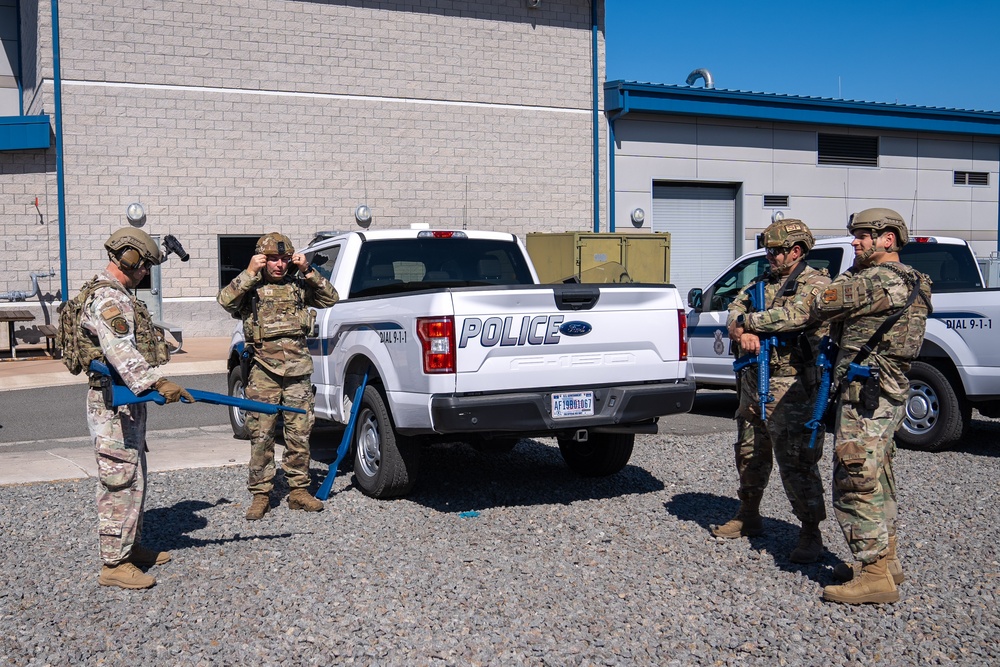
[930,311,987,319]
[605,81,1000,137]
[688,324,726,338]
[0,115,51,150]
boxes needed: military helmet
[848,208,909,247]
[756,219,815,253]
[255,232,294,256]
[105,227,163,269]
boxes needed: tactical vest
[242,281,315,344]
[57,276,170,375]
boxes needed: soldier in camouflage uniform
[810,208,931,605]
[217,232,339,520]
[80,228,193,589]
[715,219,831,564]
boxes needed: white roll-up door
[652,184,738,298]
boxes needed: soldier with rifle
[714,219,832,565]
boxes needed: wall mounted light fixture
[126,202,146,226]
[631,207,646,226]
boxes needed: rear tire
[897,361,967,452]
[557,432,634,477]
[353,385,421,498]
[227,366,250,440]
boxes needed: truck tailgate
[450,285,685,394]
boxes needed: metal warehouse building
[604,79,1000,299]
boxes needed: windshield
[349,237,535,298]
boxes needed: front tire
[227,366,250,440]
[353,385,421,498]
[557,432,634,477]
[897,361,968,452]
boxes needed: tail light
[416,316,456,373]
[677,310,688,361]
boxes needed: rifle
[804,336,836,450]
[88,360,306,415]
[732,280,778,421]
[315,369,369,501]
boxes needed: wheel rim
[232,378,248,431]
[903,381,938,435]
[356,408,381,478]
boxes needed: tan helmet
[255,232,294,256]
[848,208,909,248]
[756,219,815,253]
[105,227,163,269]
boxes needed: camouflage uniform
[811,261,931,564]
[728,264,831,526]
[217,265,338,494]
[81,269,165,565]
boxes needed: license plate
[552,391,594,418]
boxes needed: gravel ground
[1,417,998,666]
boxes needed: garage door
[651,183,738,299]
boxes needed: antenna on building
[911,189,917,234]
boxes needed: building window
[817,133,879,167]
[219,236,260,288]
[954,171,989,186]
[763,195,789,208]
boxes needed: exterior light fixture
[772,210,785,223]
[126,202,146,226]
[355,204,372,228]
[527,0,541,8]
[631,207,646,226]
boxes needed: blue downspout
[606,91,629,234]
[15,0,24,115]
[51,0,68,298]
[591,1,599,233]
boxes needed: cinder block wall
[1,0,606,336]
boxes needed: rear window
[349,237,535,298]
[900,243,984,291]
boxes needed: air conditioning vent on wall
[817,133,879,167]
[763,195,789,208]
[954,171,989,186]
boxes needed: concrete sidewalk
[0,336,244,486]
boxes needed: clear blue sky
[606,1,1000,112]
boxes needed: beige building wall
[2,0,607,336]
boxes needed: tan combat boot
[98,562,156,589]
[789,522,823,564]
[287,488,324,512]
[833,535,905,585]
[823,554,898,604]
[246,493,271,521]
[130,544,172,567]
[712,499,763,539]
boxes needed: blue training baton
[315,370,369,501]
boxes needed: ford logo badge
[559,321,592,336]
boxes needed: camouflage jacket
[81,269,164,394]
[217,268,339,377]
[810,261,932,402]
[728,263,831,376]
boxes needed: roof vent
[685,68,714,90]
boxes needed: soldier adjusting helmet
[255,232,294,257]
[848,208,909,249]
[756,219,815,253]
[105,227,163,269]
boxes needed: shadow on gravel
[664,491,839,584]
[143,499,299,550]
[382,438,664,513]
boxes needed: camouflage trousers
[87,388,148,565]
[832,394,902,565]
[733,374,826,525]
[245,364,316,494]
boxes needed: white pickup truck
[227,228,695,498]
[686,235,1000,452]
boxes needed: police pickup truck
[227,228,694,498]
[686,235,1000,452]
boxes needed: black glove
[155,377,194,404]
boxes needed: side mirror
[687,287,703,311]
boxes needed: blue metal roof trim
[604,81,1000,137]
[0,115,52,150]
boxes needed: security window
[818,133,879,167]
